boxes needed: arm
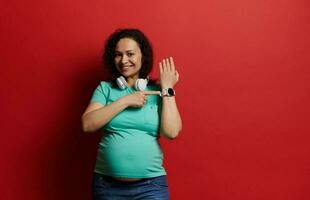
[160,96,182,139]
[82,91,150,133]
[159,57,182,139]
[81,100,128,133]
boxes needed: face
[114,38,143,79]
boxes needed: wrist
[117,97,130,108]
[161,88,176,97]
[161,84,174,89]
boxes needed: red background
[1,0,310,199]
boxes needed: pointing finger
[144,91,161,95]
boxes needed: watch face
[167,88,175,96]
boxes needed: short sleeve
[90,81,110,105]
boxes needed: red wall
[1,0,310,199]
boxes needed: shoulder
[92,81,115,96]
[98,81,113,87]
[96,81,117,91]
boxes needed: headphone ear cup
[135,79,148,91]
[116,76,128,90]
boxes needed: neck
[126,76,138,87]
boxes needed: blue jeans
[92,173,170,200]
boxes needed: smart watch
[161,88,175,97]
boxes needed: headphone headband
[116,76,148,91]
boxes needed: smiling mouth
[121,65,133,70]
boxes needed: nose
[121,55,129,64]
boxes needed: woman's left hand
[159,57,179,88]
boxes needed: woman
[82,28,182,200]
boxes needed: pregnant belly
[97,132,163,177]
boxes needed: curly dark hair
[102,28,154,81]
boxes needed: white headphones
[116,76,148,91]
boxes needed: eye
[127,52,134,57]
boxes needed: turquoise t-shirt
[90,81,166,178]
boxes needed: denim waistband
[93,172,166,186]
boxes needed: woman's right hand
[119,91,161,108]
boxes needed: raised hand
[159,57,179,89]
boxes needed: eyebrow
[115,50,135,53]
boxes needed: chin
[120,72,131,77]
[122,72,138,78]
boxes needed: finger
[143,95,147,103]
[166,58,172,72]
[167,58,173,71]
[170,57,175,72]
[137,91,144,97]
[163,59,167,72]
[144,91,161,95]
[175,70,180,81]
[159,62,163,73]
